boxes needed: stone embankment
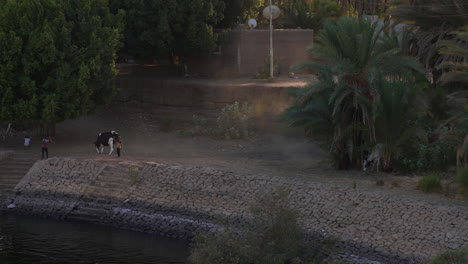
[0,151,37,201]
[5,158,468,263]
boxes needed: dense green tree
[283,0,341,30]
[337,0,390,16]
[218,0,264,27]
[0,0,123,128]
[109,0,225,60]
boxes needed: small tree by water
[189,187,336,264]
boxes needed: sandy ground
[1,101,467,208]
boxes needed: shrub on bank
[189,188,336,264]
[431,247,468,264]
[189,102,254,139]
[217,102,253,140]
[393,128,457,173]
[190,115,214,136]
[418,174,442,193]
[456,169,468,199]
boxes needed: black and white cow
[94,131,119,155]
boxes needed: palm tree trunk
[340,0,349,16]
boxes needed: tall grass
[418,173,442,193]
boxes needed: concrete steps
[84,164,137,199]
[0,152,37,200]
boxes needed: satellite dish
[248,19,257,29]
[262,5,281,20]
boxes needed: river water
[0,214,189,264]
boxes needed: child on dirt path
[115,136,122,158]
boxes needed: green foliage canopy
[0,0,123,124]
[283,0,341,30]
[109,0,225,59]
[218,0,264,28]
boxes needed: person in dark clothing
[115,136,122,157]
[41,137,51,159]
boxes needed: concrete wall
[187,29,314,77]
[7,158,468,264]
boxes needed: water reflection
[0,214,189,264]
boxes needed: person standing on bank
[41,137,51,159]
[115,136,122,158]
[24,135,31,150]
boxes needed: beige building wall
[187,29,314,77]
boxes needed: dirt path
[2,102,467,209]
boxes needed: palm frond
[438,26,468,85]
[390,0,468,77]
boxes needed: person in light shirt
[24,135,31,150]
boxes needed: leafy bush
[216,102,253,140]
[418,174,442,193]
[189,188,336,264]
[190,115,214,137]
[391,180,400,188]
[431,247,468,264]
[188,102,254,140]
[456,169,468,199]
[376,180,385,186]
[394,119,458,173]
[397,141,455,172]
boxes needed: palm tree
[438,26,468,168]
[390,0,468,81]
[374,77,426,170]
[287,17,423,169]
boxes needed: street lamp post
[263,3,280,79]
[269,0,273,79]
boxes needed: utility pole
[269,0,274,78]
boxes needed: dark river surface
[0,214,189,264]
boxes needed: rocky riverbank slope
[4,158,468,263]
